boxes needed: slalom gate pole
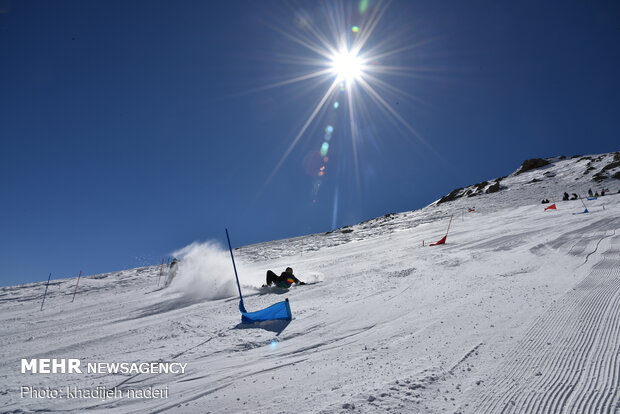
[40,273,52,311]
[225,229,246,312]
[445,214,454,237]
[71,270,82,302]
[157,258,164,286]
[579,195,587,210]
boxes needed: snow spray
[157,258,164,286]
[169,241,263,301]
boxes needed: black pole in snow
[225,229,246,313]
[41,273,51,311]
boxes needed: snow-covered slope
[1,152,619,413]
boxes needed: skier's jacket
[275,272,301,288]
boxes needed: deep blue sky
[1,0,619,286]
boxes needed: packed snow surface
[1,153,619,413]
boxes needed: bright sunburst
[331,49,364,83]
[257,0,435,204]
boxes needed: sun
[257,1,433,196]
[330,49,364,83]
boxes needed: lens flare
[358,0,369,14]
[320,142,329,157]
[303,151,323,177]
[351,25,360,33]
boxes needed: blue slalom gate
[225,229,292,324]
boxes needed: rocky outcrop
[515,158,550,175]
[437,188,464,205]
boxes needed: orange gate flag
[430,215,453,246]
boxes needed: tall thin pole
[446,214,454,237]
[71,270,82,302]
[225,229,246,312]
[579,194,587,209]
[40,273,52,311]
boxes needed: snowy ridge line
[234,210,448,263]
[472,232,620,413]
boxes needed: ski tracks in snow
[471,230,620,413]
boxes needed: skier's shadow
[234,319,291,335]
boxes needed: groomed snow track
[473,230,620,413]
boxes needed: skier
[563,192,569,201]
[588,188,593,197]
[264,267,306,288]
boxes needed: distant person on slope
[571,193,578,200]
[563,192,569,201]
[588,188,593,197]
[265,267,305,288]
